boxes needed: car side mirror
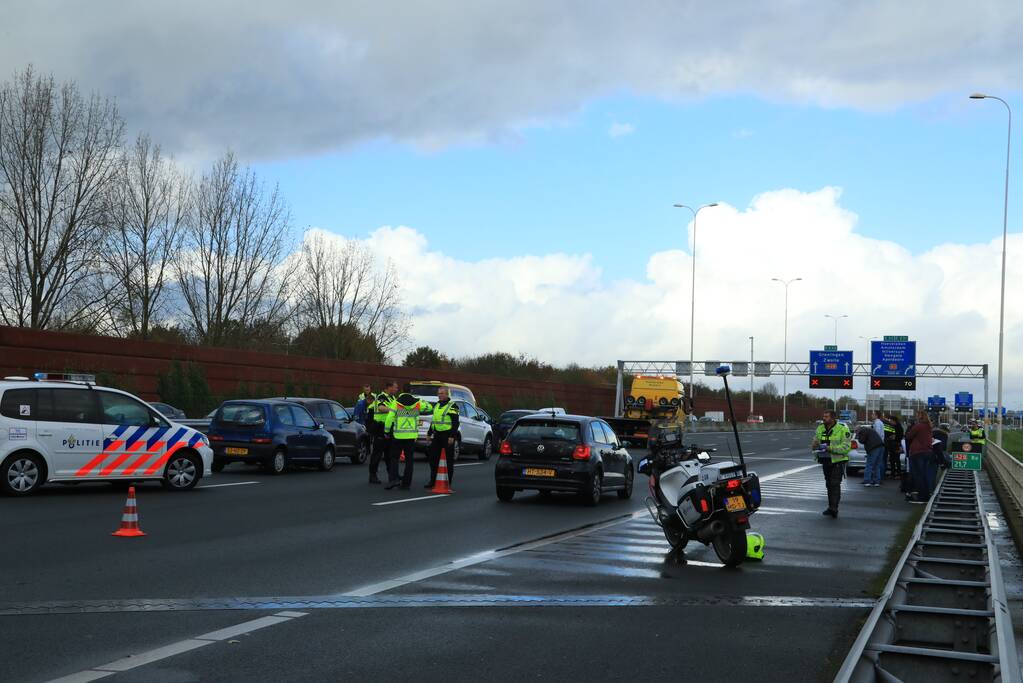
[317,423,325,431]
[637,458,651,475]
[697,452,711,462]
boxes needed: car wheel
[478,436,492,461]
[211,460,225,473]
[351,439,369,465]
[581,471,602,507]
[161,452,201,491]
[1,452,44,496]
[452,438,461,463]
[267,448,287,475]
[496,486,514,502]
[617,466,634,500]
[319,447,336,472]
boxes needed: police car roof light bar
[715,364,747,477]
[32,372,97,384]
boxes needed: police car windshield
[510,421,580,443]
[217,403,266,426]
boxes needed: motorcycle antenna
[715,364,747,476]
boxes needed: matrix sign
[870,339,917,390]
[950,441,982,471]
[809,349,853,390]
[955,392,974,410]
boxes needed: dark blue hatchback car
[208,399,335,474]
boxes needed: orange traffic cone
[431,448,454,494]
[112,485,146,537]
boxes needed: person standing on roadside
[856,423,885,487]
[425,387,460,489]
[882,413,904,479]
[367,381,398,484]
[872,410,885,442]
[904,410,934,504]
[811,409,852,518]
[353,384,372,426]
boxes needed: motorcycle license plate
[524,468,556,477]
[725,495,746,513]
[225,447,249,456]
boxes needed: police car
[0,373,213,496]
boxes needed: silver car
[415,399,494,461]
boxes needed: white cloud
[608,122,635,138]
[732,128,754,139]
[3,2,1021,158]
[315,187,1023,406]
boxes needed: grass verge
[866,501,927,598]
[1001,430,1023,462]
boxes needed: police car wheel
[617,467,634,500]
[267,449,287,475]
[1,452,44,496]
[478,436,492,461]
[161,452,201,491]
[318,447,335,472]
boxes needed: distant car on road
[495,414,634,505]
[416,399,494,461]
[495,409,536,441]
[0,374,211,496]
[746,414,764,424]
[266,397,369,465]
[208,399,335,474]
[148,402,187,420]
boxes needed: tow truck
[603,375,689,447]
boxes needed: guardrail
[835,469,1021,682]
[986,441,1023,520]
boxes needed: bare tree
[103,133,188,338]
[0,66,124,329]
[176,152,295,346]
[296,231,410,359]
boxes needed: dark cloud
[4,1,1021,159]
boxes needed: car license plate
[225,447,249,456]
[524,468,556,477]
[725,495,746,513]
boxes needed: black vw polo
[494,414,633,506]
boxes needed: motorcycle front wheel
[663,521,687,550]
[712,528,747,567]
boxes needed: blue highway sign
[927,395,946,408]
[810,350,853,376]
[955,392,974,409]
[871,340,916,377]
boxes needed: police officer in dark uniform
[368,380,398,484]
[425,387,460,488]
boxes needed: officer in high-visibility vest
[367,381,398,484]
[969,422,986,446]
[811,409,852,518]
[425,387,460,488]
[383,390,433,490]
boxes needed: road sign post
[949,441,983,471]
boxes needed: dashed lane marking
[372,494,450,506]
[454,462,487,467]
[198,481,260,489]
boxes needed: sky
[3,1,1022,408]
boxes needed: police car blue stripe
[166,427,187,446]
[147,426,170,449]
[122,426,151,450]
[187,432,203,447]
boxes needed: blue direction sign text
[810,350,853,376]
[955,392,974,409]
[871,340,916,376]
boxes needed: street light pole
[772,277,802,423]
[970,93,1011,446]
[824,314,848,409]
[674,202,719,403]
[749,336,754,416]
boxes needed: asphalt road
[0,429,920,682]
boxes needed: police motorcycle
[638,364,762,567]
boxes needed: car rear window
[409,384,439,397]
[509,420,581,443]
[499,411,531,425]
[217,403,266,426]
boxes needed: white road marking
[780,447,791,451]
[759,464,818,482]
[454,462,487,467]
[372,494,450,506]
[757,506,816,514]
[48,612,308,682]
[199,481,260,489]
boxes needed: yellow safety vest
[432,401,457,432]
[814,422,851,463]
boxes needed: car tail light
[499,440,512,455]
[851,440,859,449]
[699,497,710,514]
[726,478,741,490]
[251,435,272,444]
[209,435,224,442]
[572,445,592,460]
[736,515,748,524]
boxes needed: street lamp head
[969,93,988,100]
[673,204,685,208]
[706,202,719,207]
